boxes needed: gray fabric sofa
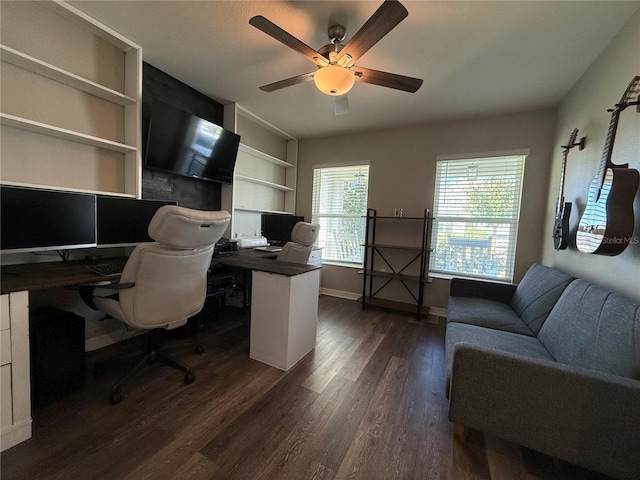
[445,263,640,480]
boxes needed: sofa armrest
[448,344,640,480]
[449,277,516,303]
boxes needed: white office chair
[82,205,230,404]
[276,221,320,264]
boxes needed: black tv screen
[0,185,97,253]
[97,196,176,247]
[261,213,305,246]
[144,99,240,183]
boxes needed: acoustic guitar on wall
[552,128,581,250]
[576,76,640,255]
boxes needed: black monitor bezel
[0,185,97,254]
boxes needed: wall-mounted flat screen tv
[0,185,97,254]
[144,99,241,184]
[97,196,176,248]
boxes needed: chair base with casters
[93,328,202,405]
[80,282,204,405]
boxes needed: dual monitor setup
[0,185,305,255]
[0,185,175,254]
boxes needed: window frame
[311,163,370,268]
[429,151,527,282]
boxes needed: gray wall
[297,109,557,310]
[542,12,640,300]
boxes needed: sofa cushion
[447,296,535,336]
[510,264,574,334]
[445,322,555,397]
[538,279,640,380]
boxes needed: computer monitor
[96,196,176,247]
[260,213,305,246]
[0,185,97,254]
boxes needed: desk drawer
[0,329,10,366]
[1,295,9,331]
[1,365,12,428]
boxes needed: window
[312,164,370,266]
[429,154,526,282]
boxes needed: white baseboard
[319,288,360,301]
[319,290,448,318]
[1,418,32,452]
[429,306,447,318]
[85,332,120,352]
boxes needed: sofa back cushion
[538,279,640,380]
[510,264,574,334]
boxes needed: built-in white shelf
[234,207,292,215]
[223,103,297,238]
[1,113,136,153]
[235,174,294,192]
[0,180,137,198]
[43,0,136,51]
[0,0,142,200]
[238,143,294,168]
[0,45,135,106]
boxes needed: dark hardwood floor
[1,296,611,479]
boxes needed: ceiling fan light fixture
[313,65,355,96]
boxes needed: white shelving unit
[223,104,298,238]
[0,0,142,198]
[0,0,142,450]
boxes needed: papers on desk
[254,246,282,253]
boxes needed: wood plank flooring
[1,296,612,479]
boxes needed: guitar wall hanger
[607,99,639,113]
[561,136,586,150]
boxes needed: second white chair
[276,221,320,264]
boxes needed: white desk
[250,269,320,370]
[213,250,322,371]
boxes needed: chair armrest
[448,344,640,479]
[78,281,134,310]
[95,281,135,290]
[449,277,516,303]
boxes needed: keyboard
[254,246,282,253]
[87,260,127,276]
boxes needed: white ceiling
[69,1,639,139]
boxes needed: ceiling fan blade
[353,66,423,93]
[250,15,328,65]
[259,71,316,92]
[333,95,350,116]
[337,0,408,65]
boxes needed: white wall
[542,11,640,300]
[298,109,557,309]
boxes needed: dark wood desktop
[0,257,128,294]
[212,249,320,275]
[0,250,318,295]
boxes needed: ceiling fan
[249,0,423,115]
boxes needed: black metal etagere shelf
[360,208,432,317]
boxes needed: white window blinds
[312,165,369,265]
[429,154,526,282]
